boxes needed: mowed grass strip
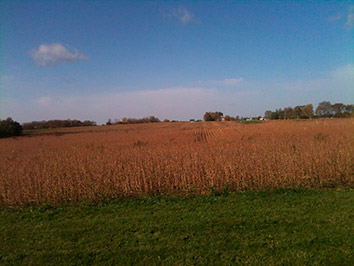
[1,189,353,265]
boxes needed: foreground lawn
[1,189,353,265]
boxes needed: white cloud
[2,65,353,124]
[30,43,89,66]
[212,78,244,87]
[172,7,198,24]
[4,86,263,123]
[37,96,52,107]
[346,5,354,29]
[274,65,354,93]
[198,77,244,87]
[330,64,354,80]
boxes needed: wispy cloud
[346,5,354,29]
[30,43,89,66]
[5,87,216,123]
[330,64,354,80]
[328,13,342,22]
[36,96,52,107]
[198,77,244,87]
[171,7,198,24]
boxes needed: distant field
[0,119,353,207]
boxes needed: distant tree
[284,107,294,119]
[83,120,96,126]
[224,115,231,121]
[331,103,345,118]
[302,104,314,119]
[278,108,285,120]
[114,116,161,124]
[163,119,170,122]
[293,106,304,119]
[127,118,138,124]
[344,104,354,113]
[148,116,160,123]
[265,101,353,120]
[0,118,23,138]
[344,104,354,117]
[203,111,223,121]
[264,110,272,120]
[203,112,212,121]
[106,119,112,126]
[316,101,332,117]
[271,110,279,120]
[216,112,223,121]
[23,119,96,129]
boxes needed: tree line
[203,112,254,121]
[106,116,160,125]
[22,119,97,130]
[203,101,353,122]
[264,101,353,120]
[1,101,353,138]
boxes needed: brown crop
[0,119,353,207]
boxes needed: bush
[0,118,23,138]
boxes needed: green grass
[239,120,264,124]
[1,189,353,265]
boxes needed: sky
[0,0,353,124]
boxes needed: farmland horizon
[3,99,351,126]
[2,81,354,126]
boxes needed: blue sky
[1,0,353,123]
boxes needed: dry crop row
[0,119,353,207]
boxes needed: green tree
[0,118,23,138]
[271,110,279,120]
[106,119,112,126]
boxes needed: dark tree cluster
[203,112,224,121]
[203,112,252,122]
[264,101,353,120]
[108,116,160,125]
[0,118,23,138]
[22,119,96,130]
[315,101,353,118]
[264,104,314,120]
